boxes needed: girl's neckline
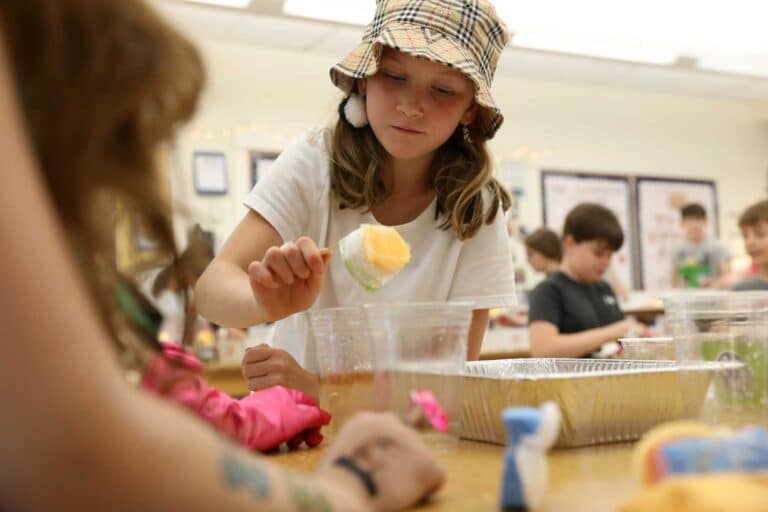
[370,196,437,229]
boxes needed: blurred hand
[491,312,528,328]
[623,317,651,338]
[242,344,319,401]
[248,236,330,322]
[318,412,445,512]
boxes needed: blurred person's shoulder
[531,271,566,296]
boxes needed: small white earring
[462,124,473,144]
[342,94,368,128]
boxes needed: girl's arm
[196,210,328,327]
[528,320,631,358]
[195,210,282,327]
[466,309,489,360]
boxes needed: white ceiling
[152,0,768,102]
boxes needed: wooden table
[270,439,637,511]
[204,361,248,398]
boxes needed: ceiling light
[283,0,372,25]
[184,0,252,8]
[497,0,768,76]
[512,31,678,66]
[280,0,768,78]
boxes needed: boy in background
[732,199,768,291]
[528,203,645,358]
[671,203,731,288]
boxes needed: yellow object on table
[632,420,722,486]
[621,474,768,512]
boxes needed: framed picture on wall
[116,210,172,275]
[249,151,278,188]
[636,177,718,291]
[193,151,228,195]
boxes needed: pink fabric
[409,389,449,433]
[141,342,331,451]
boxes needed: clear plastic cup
[363,301,473,448]
[308,306,375,438]
[617,337,675,360]
[664,291,768,427]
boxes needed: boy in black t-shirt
[528,203,645,358]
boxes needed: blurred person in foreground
[0,1,443,510]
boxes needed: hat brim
[330,22,503,140]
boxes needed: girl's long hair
[330,105,511,240]
[0,0,204,360]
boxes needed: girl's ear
[562,234,575,251]
[461,102,479,126]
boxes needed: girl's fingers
[282,242,311,280]
[248,261,279,288]
[242,359,271,380]
[263,247,295,285]
[242,343,272,365]
[298,236,325,275]
[246,373,283,392]
[319,248,332,267]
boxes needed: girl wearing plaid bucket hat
[197,0,517,398]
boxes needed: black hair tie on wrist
[333,456,378,497]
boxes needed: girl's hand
[317,412,446,512]
[248,236,330,321]
[242,343,319,401]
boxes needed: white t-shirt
[243,128,517,368]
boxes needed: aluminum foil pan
[460,358,727,448]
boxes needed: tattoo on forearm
[284,472,333,512]
[221,452,271,499]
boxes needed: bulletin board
[541,170,635,289]
[636,177,718,292]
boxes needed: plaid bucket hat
[330,0,510,140]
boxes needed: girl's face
[360,48,477,163]
[742,221,768,268]
[563,236,614,283]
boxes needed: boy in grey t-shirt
[671,203,731,288]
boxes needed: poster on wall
[636,177,718,292]
[249,151,278,189]
[193,151,228,195]
[542,170,635,289]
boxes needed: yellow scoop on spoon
[335,224,411,291]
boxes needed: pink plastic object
[408,389,449,433]
[141,342,331,451]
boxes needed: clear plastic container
[308,306,375,438]
[617,337,675,360]
[664,291,768,427]
[364,301,473,447]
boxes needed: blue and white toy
[500,401,561,510]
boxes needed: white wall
[169,38,768,285]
